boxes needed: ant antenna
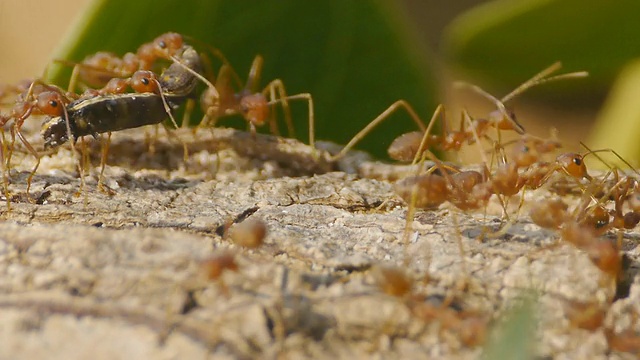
[580,142,640,177]
[454,82,525,135]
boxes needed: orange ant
[0,80,78,201]
[227,218,267,249]
[194,54,315,150]
[371,263,488,348]
[200,252,239,296]
[529,194,623,284]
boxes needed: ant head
[36,91,66,116]
[240,94,269,126]
[153,32,184,58]
[556,153,590,180]
[130,70,159,93]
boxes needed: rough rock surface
[0,126,638,359]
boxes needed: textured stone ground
[0,126,638,359]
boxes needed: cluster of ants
[3,31,640,354]
[0,32,313,201]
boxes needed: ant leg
[0,130,10,211]
[74,136,88,199]
[262,79,297,139]
[500,62,562,103]
[98,132,113,194]
[14,127,40,201]
[580,142,640,176]
[181,99,195,129]
[266,91,314,148]
[68,64,81,95]
[151,79,188,163]
[245,55,264,94]
[161,125,189,165]
[411,104,445,165]
[183,36,242,88]
[329,100,430,162]
[6,127,17,180]
[454,82,525,135]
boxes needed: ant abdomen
[529,198,568,229]
[394,173,449,209]
[387,131,425,162]
[451,170,484,193]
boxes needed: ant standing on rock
[194,54,316,151]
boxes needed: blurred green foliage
[48,0,437,159]
[49,0,640,160]
[444,0,640,103]
[482,295,537,360]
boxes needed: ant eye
[49,100,58,108]
[158,41,166,49]
[141,78,149,85]
[573,157,582,166]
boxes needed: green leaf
[482,295,537,360]
[48,0,438,159]
[588,60,640,162]
[443,0,640,102]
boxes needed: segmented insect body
[41,93,177,148]
[159,46,203,98]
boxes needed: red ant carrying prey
[38,44,204,194]
[41,45,203,148]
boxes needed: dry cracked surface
[0,126,639,359]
